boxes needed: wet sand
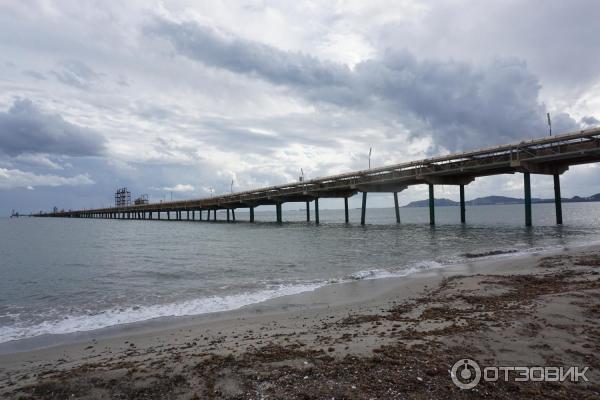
[1,245,600,398]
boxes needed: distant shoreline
[403,194,600,207]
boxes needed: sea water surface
[2,202,600,344]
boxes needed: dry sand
[1,244,600,399]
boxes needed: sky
[1,0,600,215]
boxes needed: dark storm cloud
[147,20,352,89]
[149,18,581,151]
[0,99,106,157]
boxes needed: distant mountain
[403,198,459,207]
[403,193,600,207]
[466,195,524,205]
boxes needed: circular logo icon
[451,358,481,389]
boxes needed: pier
[37,127,600,226]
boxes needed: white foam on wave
[347,260,446,281]
[2,241,585,345]
[0,283,325,344]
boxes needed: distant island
[403,193,600,207]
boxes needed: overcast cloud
[0,98,106,157]
[151,17,581,150]
[0,0,599,214]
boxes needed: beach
[1,244,599,399]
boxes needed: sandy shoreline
[2,244,600,398]
[0,244,562,355]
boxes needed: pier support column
[554,174,563,225]
[213,210,217,221]
[227,209,230,222]
[305,201,310,222]
[524,172,532,227]
[361,192,367,225]
[315,198,320,225]
[199,210,203,221]
[460,185,466,224]
[167,211,171,220]
[393,192,400,223]
[191,210,195,221]
[157,212,160,220]
[276,203,282,223]
[187,210,190,220]
[344,197,349,223]
[250,207,254,222]
[428,184,435,226]
[232,209,236,222]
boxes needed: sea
[1,202,600,345]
